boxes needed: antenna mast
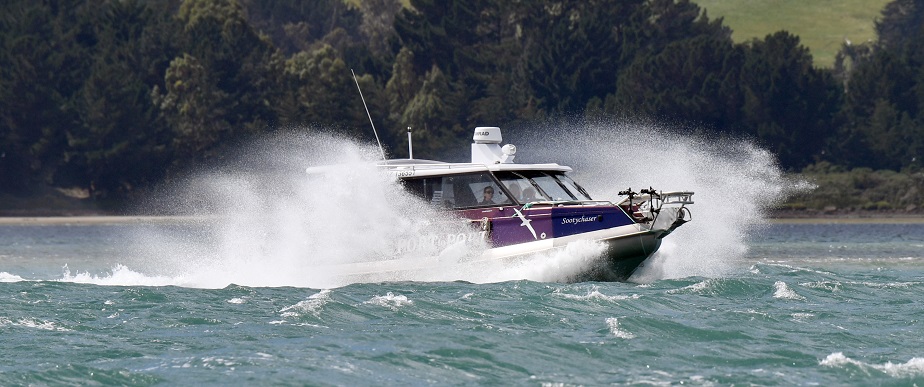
[351,69,386,160]
[407,126,413,159]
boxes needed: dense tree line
[0,0,922,200]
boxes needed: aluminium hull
[319,224,661,284]
[481,223,662,282]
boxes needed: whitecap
[800,280,841,292]
[821,352,924,378]
[364,292,413,310]
[848,281,921,289]
[667,279,716,294]
[58,264,182,287]
[773,281,805,300]
[0,272,25,282]
[553,286,639,302]
[0,317,72,332]
[279,289,331,318]
[791,312,815,321]
[605,317,635,339]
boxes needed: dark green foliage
[1,1,88,192]
[0,0,919,203]
[828,0,924,171]
[739,31,842,168]
[612,35,742,125]
[62,1,175,196]
[239,0,362,55]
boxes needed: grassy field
[694,0,891,67]
[345,0,888,67]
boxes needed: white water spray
[124,131,495,288]
[519,119,805,281]
[78,118,804,288]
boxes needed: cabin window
[527,172,576,201]
[494,173,534,203]
[553,173,593,200]
[494,171,592,202]
[402,172,512,209]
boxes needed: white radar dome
[473,127,502,144]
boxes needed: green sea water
[1,222,922,385]
[3,126,923,385]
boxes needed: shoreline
[0,215,210,225]
[2,214,923,225]
[767,217,924,224]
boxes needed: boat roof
[307,127,573,178]
[376,127,575,177]
[377,158,572,178]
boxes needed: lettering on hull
[560,215,601,225]
[393,232,484,255]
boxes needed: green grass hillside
[695,0,890,67]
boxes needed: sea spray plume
[490,239,609,283]
[518,118,804,281]
[127,130,488,288]
[121,119,801,287]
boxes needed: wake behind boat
[315,126,693,282]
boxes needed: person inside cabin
[479,186,496,205]
[522,187,538,202]
[506,183,522,203]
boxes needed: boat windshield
[553,173,593,200]
[402,172,513,209]
[494,171,593,202]
[494,173,535,203]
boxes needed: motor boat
[367,126,693,282]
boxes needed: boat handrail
[380,163,489,171]
[660,191,695,205]
[617,191,694,206]
[521,200,614,209]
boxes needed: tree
[279,45,369,135]
[154,54,229,163]
[398,65,467,158]
[519,0,644,115]
[155,0,283,165]
[739,31,841,169]
[240,0,362,55]
[611,35,742,127]
[0,0,99,193]
[357,0,402,57]
[59,0,173,197]
[831,0,924,170]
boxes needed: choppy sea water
[1,221,922,385]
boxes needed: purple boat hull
[460,205,670,281]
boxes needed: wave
[364,292,414,311]
[821,352,924,378]
[0,317,72,332]
[604,317,635,339]
[0,272,25,282]
[279,289,332,318]
[772,281,805,300]
[552,285,640,302]
[58,264,181,287]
